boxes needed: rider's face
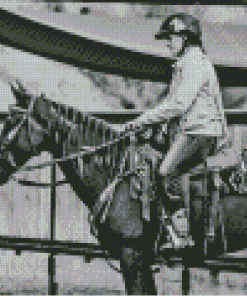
[165,35,186,58]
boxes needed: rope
[7,122,149,179]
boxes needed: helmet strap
[176,35,188,58]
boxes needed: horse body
[0,83,160,294]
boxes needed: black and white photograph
[0,2,247,295]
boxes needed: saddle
[88,142,163,237]
[88,121,193,247]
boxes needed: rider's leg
[159,133,216,177]
[158,132,216,249]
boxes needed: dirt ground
[1,253,247,295]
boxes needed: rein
[7,135,149,184]
[3,110,155,179]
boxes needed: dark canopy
[0,8,246,87]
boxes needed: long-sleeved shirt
[135,46,229,150]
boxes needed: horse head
[0,81,52,185]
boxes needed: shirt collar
[175,46,203,68]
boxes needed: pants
[159,132,217,188]
[156,133,217,241]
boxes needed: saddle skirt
[89,143,163,237]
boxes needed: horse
[0,81,171,295]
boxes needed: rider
[128,13,229,249]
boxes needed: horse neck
[33,97,122,210]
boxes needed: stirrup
[159,226,194,251]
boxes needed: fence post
[48,161,58,295]
[182,256,190,295]
[182,174,191,295]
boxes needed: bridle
[0,93,38,161]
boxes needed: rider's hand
[124,120,143,133]
[107,123,126,134]
[108,119,144,135]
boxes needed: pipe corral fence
[0,110,247,295]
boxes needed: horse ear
[8,80,31,109]
[9,79,26,96]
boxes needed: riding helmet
[155,13,202,44]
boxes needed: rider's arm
[132,60,207,127]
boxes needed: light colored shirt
[136,46,229,150]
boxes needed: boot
[155,208,174,255]
[161,223,195,250]
[158,208,194,252]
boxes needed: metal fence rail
[0,236,112,259]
